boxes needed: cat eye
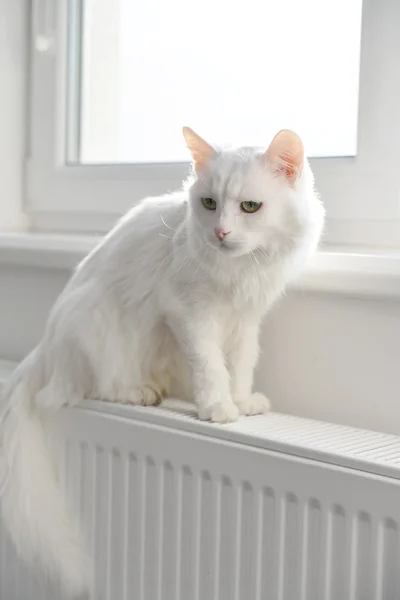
[241,201,262,213]
[201,197,217,210]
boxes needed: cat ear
[263,129,304,185]
[183,126,216,172]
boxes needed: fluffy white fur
[0,128,324,596]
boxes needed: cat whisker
[171,257,191,284]
[204,239,220,254]
[154,243,185,277]
[251,250,260,267]
[189,247,209,284]
[256,247,274,265]
[249,251,262,287]
[160,214,177,233]
[159,230,188,242]
[248,251,258,281]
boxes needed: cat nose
[215,227,230,241]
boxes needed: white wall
[257,293,400,435]
[1,262,399,436]
[0,0,28,230]
[0,264,67,359]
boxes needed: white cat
[0,127,324,596]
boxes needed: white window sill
[0,232,400,299]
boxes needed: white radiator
[1,398,400,599]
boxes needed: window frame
[27,0,400,246]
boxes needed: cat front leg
[227,322,270,416]
[167,313,239,423]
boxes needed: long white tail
[0,353,92,598]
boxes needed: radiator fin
[1,408,400,598]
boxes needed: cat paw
[107,384,163,406]
[140,385,163,406]
[198,402,240,424]
[234,392,271,416]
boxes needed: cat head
[183,127,323,261]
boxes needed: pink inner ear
[264,130,304,184]
[276,150,301,181]
[183,126,216,172]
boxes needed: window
[28,0,400,247]
[77,0,361,164]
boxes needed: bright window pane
[76,0,363,164]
